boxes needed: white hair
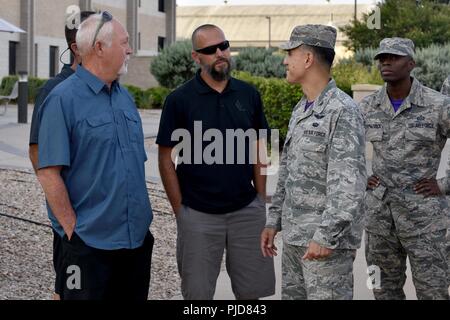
[76,13,114,56]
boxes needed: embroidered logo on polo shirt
[416,115,425,121]
[235,100,246,112]
[312,123,319,127]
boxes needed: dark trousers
[60,231,154,300]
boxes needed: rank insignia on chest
[416,115,425,121]
[312,123,319,127]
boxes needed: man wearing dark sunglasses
[157,24,275,300]
[36,12,153,300]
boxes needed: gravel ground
[0,168,181,300]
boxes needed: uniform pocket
[364,188,392,235]
[405,125,436,142]
[85,113,114,144]
[299,138,327,153]
[124,110,142,143]
[365,121,383,142]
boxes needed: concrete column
[352,84,382,103]
[18,0,35,76]
[79,0,92,11]
[127,0,138,54]
[165,0,176,45]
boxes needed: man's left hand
[302,241,333,260]
[413,178,442,197]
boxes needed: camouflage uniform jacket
[360,78,450,235]
[441,76,450,96]
[266,79,366,250]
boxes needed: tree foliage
[340,0,450,51]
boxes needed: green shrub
[0,76,18,96]
[124,85,171,109]
[233,71,302,143]
[332,60,383,96]
[234,47,285,78]
[0,75,47,103]
[353,47,377,67]
[150,40,197,89]
[124,84,150,109]
[147,87,171,109]
[413,43,450,91]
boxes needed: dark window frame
[8,41,18,75]
[139,32,141,50]
[49,46,59,78]
[158,36,165,52]
[158,0,165,13]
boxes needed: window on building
[138,32,141,50]
[8,41,18,75]
[158,36,165,52]
[49,46,59,78]
[158,0,165,12]
[35,43,38,76]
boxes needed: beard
[118,57,130,76]
[203,58,231,81]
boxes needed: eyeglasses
[92,11,113,47]
[195,40,230,55]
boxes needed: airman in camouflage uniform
[360,37,449,300]
[261,24,366,300]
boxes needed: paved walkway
[2,104,449,300]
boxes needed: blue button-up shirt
[38,66,152,250]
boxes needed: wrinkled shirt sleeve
[312,107,367,249]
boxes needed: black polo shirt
[156,70,270,214]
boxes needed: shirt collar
[76,65,120,95]
[60,64,75,77]
[194,69,238,94]
[312,78,337,114]
[375,77,430,108]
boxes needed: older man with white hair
[36,12,154,300]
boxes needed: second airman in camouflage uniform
[261,24,366,300]
[360,38,449,300]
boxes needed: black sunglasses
[92,11,113,47]
[195,40,230,55]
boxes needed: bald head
[191,24,224,50]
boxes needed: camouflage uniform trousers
[365,196,449,300]
[281,242,356,300]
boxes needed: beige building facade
[0,0,176,88]
[177,4,374,59]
